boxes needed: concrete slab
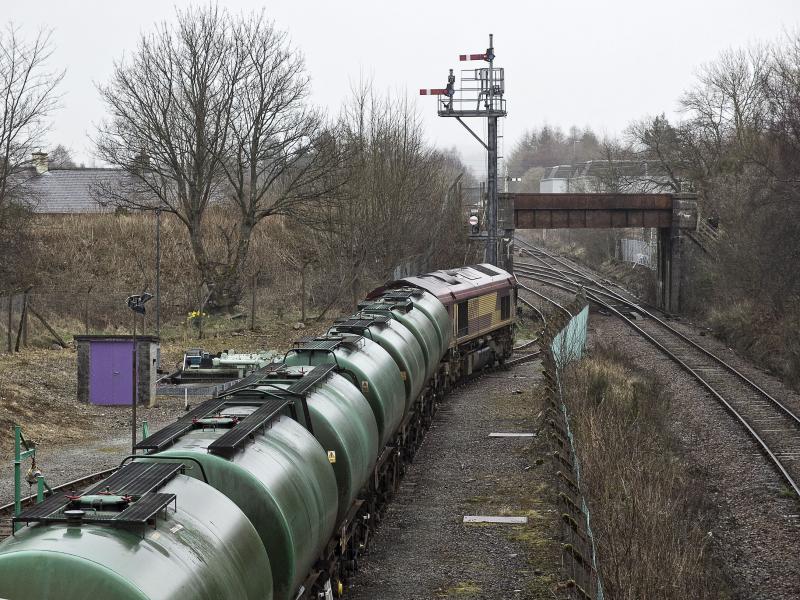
[463,516,529,524]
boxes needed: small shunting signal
[469,214,480,235]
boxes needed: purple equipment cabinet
[75,335,159,406]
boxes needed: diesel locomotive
[0,264,516,600]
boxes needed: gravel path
[347,363,562,600]
[590,314,800,600]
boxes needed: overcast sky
[5,0,800,175]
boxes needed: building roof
[541,160,672,181]
[16,151,233,214]
[22,167,231,214]
[21,168,131,214]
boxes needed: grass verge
[561,344,732,600]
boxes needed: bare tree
[208,13,340,307]
[95,6,337,310]
[313,81,467,306]
[762,33,800,205]
[0,24,63,289]
[0,25,63,208]
[48,144,76,169]
[506,125,604,190]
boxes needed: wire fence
[618,237,656,270]
[541,293,604,600]
[0,280,300,355]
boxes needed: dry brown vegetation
[16,211,288,332]
[562,345,731,600]
[0,348,87,452]
[1,211,285,347]
[0,180,471,348]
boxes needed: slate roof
[20,167,131,214]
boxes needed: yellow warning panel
[468,292,497,319]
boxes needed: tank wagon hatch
[135,363,340,455]
[12,461,182,537]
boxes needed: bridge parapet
[505,192,698,231]
[504,192,698,314]
[672,193,698,230]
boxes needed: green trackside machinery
[12,425,50,530]
[10,422,150,532]
[169,349,280,383]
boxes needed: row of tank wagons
[0,287,455,600]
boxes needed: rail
[514,238,800,499]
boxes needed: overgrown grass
[706,301,800,390]
[562,344,732,600]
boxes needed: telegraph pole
[421,34,508,268]
[126,293,152,453]
[486,34,498,266]
[155,208,161,370]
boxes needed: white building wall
[539,178,568,193]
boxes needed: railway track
[514,237,800,499]
[505,350,541,367]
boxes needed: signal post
[420,34,512,272]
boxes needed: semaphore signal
[419,34,510,270]
[459,53,489,61]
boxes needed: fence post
[6,293,12,353]
[14,286,32,352]
[84,286,92,335]
[542,294,602,600]
[250,272,257,331]
[22,291,28,347]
